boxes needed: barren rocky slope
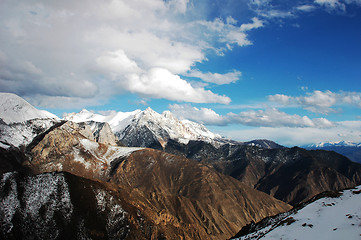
[1,121,291,240]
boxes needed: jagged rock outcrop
[27,121,142,181]
[78,121,118,146]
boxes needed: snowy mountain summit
[65,107,226,148]
[0,92,58,124]
[0,93,60,149]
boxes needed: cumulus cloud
[126,68,231,104]
[268,90,361,114]
[169,104,227,125]
[2,0,268,108]
[169,104,334,128]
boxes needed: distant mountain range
[304,141,361,164]
[1,92,361,239]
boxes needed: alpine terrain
[1,93,361,239]
[1,93,291,239]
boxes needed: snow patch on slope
[234,186,361,240]
[0,119,58,148]
[78,139,143,165]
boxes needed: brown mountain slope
[165,141,361,205]
[24,121,291,239]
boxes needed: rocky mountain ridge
[1,93,361,239]
[64,107,232,149]
[164,140,361,205]
[1,120,291,239]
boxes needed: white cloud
[3,0,269,108]
[268,94,292,105]
[167,0,189,14]
[186,69,242,85]
[126,68,231,104]
[296,5,317,12]
[227,108,334,128]
[268,90,361,114]
[250,0,271,7]
[169,104,227,125]
[315,0,346,11]
[196,17,257,47]
[258,9,294,19]
[240,17,264,32]
[298,90,338,113]
[217,121,361,146]
[345,0,361,6]
[96,49,142,75]
[169,104,334,128]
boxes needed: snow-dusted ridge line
[306,141,361,148]
[233,186,361,240]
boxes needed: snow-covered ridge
[306,141,361,148]
[233,186,361,240]
[0,93,58,124]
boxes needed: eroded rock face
[22,121,291,240]
[78,121,118,146]
[28,121,142,181]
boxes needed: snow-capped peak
[0,92,59,123]
[64,107,225,147]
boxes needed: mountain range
[1,92,361,239]
[304,141,361,164]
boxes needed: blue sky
[1,0,361,146]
